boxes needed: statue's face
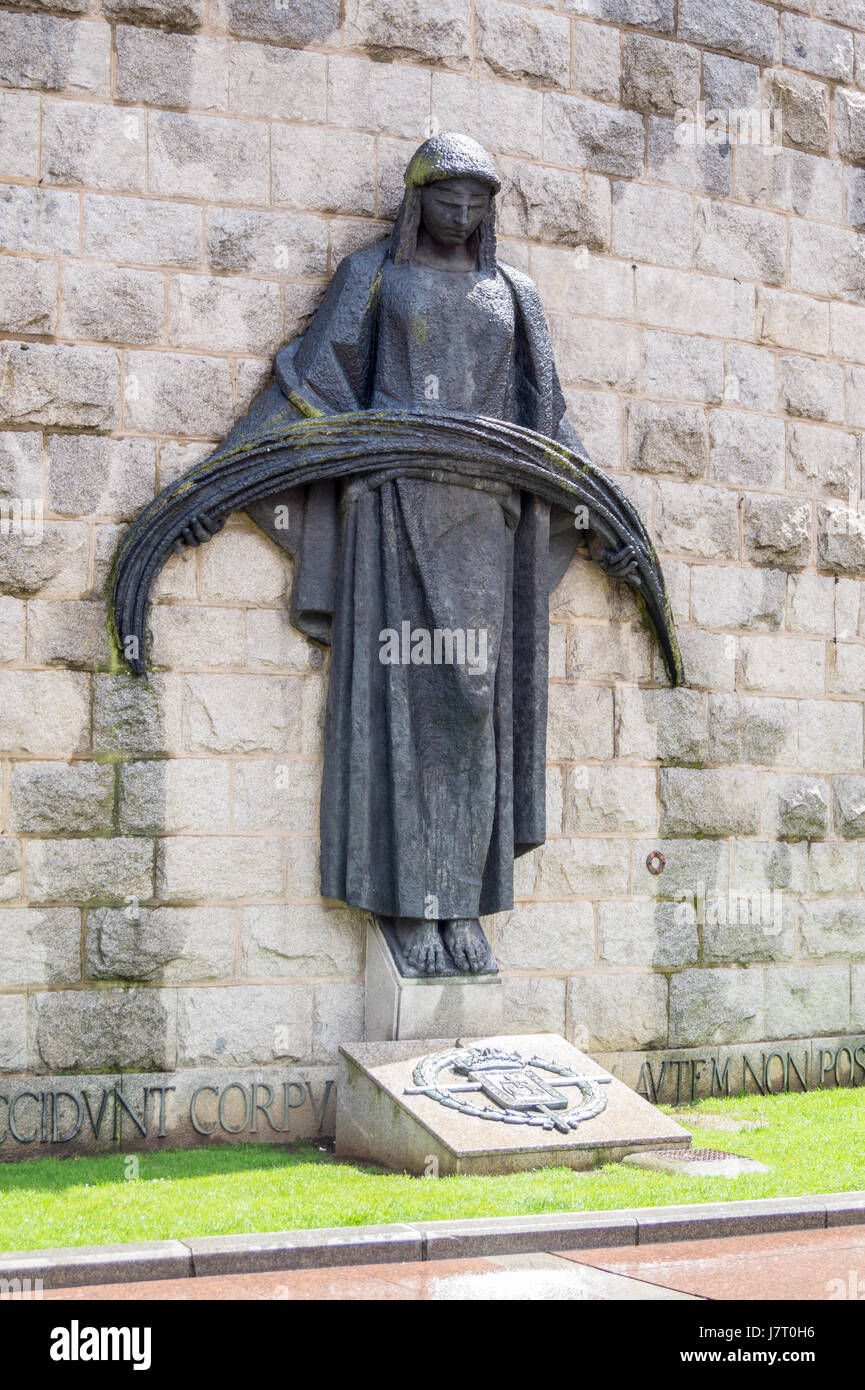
[419,176,491,246]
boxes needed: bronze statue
[112,134,683,978]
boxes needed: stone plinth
[336,1033,692,1176]
[364,917,504,1041]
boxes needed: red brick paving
[566,1226,865,1301]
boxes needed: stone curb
[3,1192,863,1290]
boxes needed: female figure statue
[115,134,682,978]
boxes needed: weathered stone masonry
[1,0,865,1103]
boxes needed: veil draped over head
[390,132,501,270]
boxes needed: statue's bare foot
[394,918,448,975]
[442,918,490,974]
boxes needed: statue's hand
[587,530,639,581]
[172,512,225,553]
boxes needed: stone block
[770,148,842,221]
[156,836,285,901]
[787,421,859,500]
[695,199,786,286]
[621,33,700,116]
[811,841,859,894]
[177,983,313,1066]
[83,193,201,267]
[691,564,786,630]
[642,333,724,405]
[149,604,245,670]
[212,0,339,45]
[123,351,234,436]
[647,115,731,196]
[798,699,863,770]
[430,71,543,160]
[833,776,865,838]
[86,905,234,983]
[570,20,621,103]
[0,598,25,663]
[782,13,854,83]
[738,634,825,695]
[521,837,630,897]
[635,266,754,340]
[0,90,39,179]
[8,761,114,834]
[724,342,776,412]
[119,758,231,834]
[115,26,227,111]
[500,166,610,249]
[710,409,785,488]
[241,905,363,978]
[26,838,155,905]
[707,693,798,766]
[800,900,865,958]
[817,501,865,574]
[29,988,176,1073]
[598,900,698,969]
[758,288,830,357]
[655,480,738,558]
[743,494,812,570]
[678,0,779,64]
[614,686,709,765]
[60,262,164,345]
[231,40,326,121]
[46,434,156,521]
[831,301,865,365]
[0,257,56,336]
[476,0,570,89]
[564,765,657,835]
[0,13,110,96]
[232,759,319,832]
[206,207,327,279]
[546,684,614,761]
[149,110,268,204]
[544,93,645,177]
[829,643,865,694]
[660,768,761,837]
[93,672,183,757]
[764,964,850,1038]
[669,967,764,1046]
[0,907,80,987]
[0,671,90,756]
[0,342,119,430]
[778,354,844,423]
[763,774,830,840]
[494,901,594,973]
[182,673,306,754]
[550,316,639,390]
[272,125,377,216]
[101,0,204,28]
[790,220,865,304]
[42,98,146,192]
[168,274,282,355]
[612,182,692,268]
[566,974,668,1051]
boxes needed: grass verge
[0,1087,862,1252]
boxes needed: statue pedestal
[364,917,504,1041]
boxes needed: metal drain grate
[650,1148,741,1162]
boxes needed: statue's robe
[230,239,585,919]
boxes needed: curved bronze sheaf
[110,408,685,687]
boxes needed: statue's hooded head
[390,133,502,271]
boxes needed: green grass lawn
[0,1087,862,1253]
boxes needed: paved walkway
[44,1225,865,1300]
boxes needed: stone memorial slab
[336,1033,692,1176]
